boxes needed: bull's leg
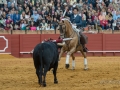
[42,65,49,87]
[53,62,58,84]
[65,48,76,69]
[80,51,88,70]
[39,66,43,85]
[33,57,41,84]
[71,54,75,70]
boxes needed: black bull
[33,42,59,87]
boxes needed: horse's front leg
[59,47,64,61]
[65,48,76,69]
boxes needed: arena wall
[0,33,120,58]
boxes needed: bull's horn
[57,43,65,46]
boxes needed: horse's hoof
[84,67,88,70]
[65,64,69,69]
[72,67,75,70]
[54,80,58,84]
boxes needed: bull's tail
[39,44,43,85]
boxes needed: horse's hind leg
[80,51,88,70]
[71,54,75,70]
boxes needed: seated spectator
[1,11,7,19]
[25,6,31,16]
[13,23,20,30]
[18,6,23,15]
[20,19,28,30]
[36,15,43,26]
[52,17,58,30]
[53,12,60,21]
[100,18,108,30]
[112,20,117,30]
[13,11,20,24]
[20,11,29,20]
[94,16,101,30]
[30,21,36,31]
[113,11,120,20]
[114,23,120,30]
[37,23,42,30]
[98,12,105,21]
[107,23,112,30]
[87,19,95,30]
[31,11,39,23]
[46,24,51,30]
[4,23,12,31]
[41,19,47,30]
[6,15,13,25]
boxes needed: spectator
[20,11,29,19]
[31,11,39,23]
[13,11,20,24]
[6,15,13,25]
[4,23,12,30]
[20,19,28,30]
[13,23,20,30]
[18,6,23,15]
[52,17,58,30]
[114,23,120,30]
[30,21,36,31]
[41,19,47,30]
[100,18,108,30]
[37,23,42,30]
[66,7,82,28]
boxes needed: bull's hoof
[54,80,58,84]
[65,64,69,69]
[43,83,46,87]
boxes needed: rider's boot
[82,44,88,52]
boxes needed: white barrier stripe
[0,36,8,52]
[20,51,120,54]
[0,53,11,54]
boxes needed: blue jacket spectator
[13,11,20,23]
[31,11,39,22]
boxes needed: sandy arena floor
[0,55,120,90]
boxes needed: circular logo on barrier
[0,36,8,52]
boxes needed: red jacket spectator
[5,24,12,30]
[100,19,108,26]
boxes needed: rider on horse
[62,7,88,52]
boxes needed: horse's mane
[63,20,73,31]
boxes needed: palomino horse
[58,20,88,70]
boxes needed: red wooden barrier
[0,34,120,58]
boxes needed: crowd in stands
[0,0,120,31]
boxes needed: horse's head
[57,20,66,38]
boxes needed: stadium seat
[0,30,11,34]
[26,30,40,34]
